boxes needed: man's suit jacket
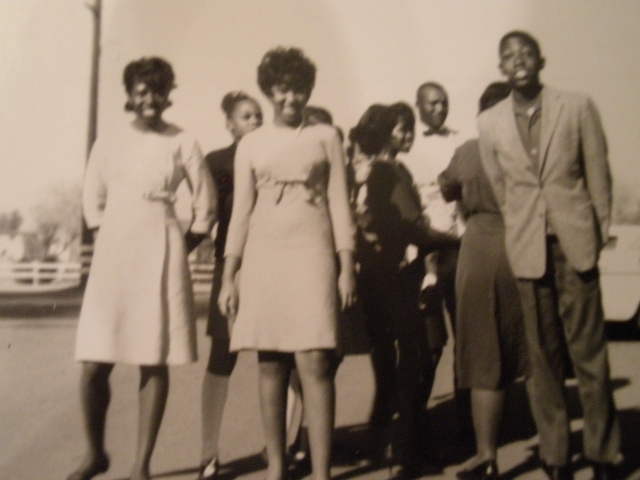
[478,87,612,279]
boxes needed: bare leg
[461,388,504,470]
[130,365,169,480]
[200,336,238,468]
[295,350,335,480]
[258,352,291,480]
[201,372,231,461]
[67,362,114,480]
[286,369,304,452]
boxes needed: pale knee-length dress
[75,122,216,365]
[225,123,355,352]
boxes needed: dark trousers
[359,264,428,468]
[517,237,620,466]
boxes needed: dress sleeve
[182,138,217,234]
[438,147,463,203]
[82,137,108,229]
[224,137,256,258]
[324,129,356,252]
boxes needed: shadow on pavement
[605,320,640,341]
[499,377,635,480]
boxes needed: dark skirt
[455,213,529,389]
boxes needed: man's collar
[423,126,456,137]
[512,86,543,116]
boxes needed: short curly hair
[257,47,316,96]
[123,56,175,98]
[348,104,397,157]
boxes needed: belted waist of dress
[270,177,327,205]
[143,189,177,204]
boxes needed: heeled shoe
[66,453,110,480]
[197,457,219,480]
[456,459,498,480]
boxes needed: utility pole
[86,0,101,159]
[81,0,101,284]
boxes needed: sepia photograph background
[1,1,640,480]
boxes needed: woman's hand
[218,279,239,319]
[218,255,242,319]
[337,250,357,310]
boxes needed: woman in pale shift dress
[68,57,216,480]
[218,47,356,480]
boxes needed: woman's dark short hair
[123,57,175,95]
[499,30,541,58]
[123,57,175,111]
[220,91,257,118]
[257,47,316,96]
[348,104,397,157]
[388,102,415,133]
[479,82,512,114]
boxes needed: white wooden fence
[0,245,215,295]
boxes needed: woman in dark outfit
[350,104,457,479]
[438,82,529,480]
[198,91,263,480]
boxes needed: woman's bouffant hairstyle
[479,82,511,114]
[388,101,415,133]
[257,47,316,96]
[220,91,257,118]
[348,104,397,157]
[123,57,175,111]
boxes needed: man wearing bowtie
[401,82,469,440]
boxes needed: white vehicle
[599,224,640,326]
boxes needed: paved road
[1,302,639,480]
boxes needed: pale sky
[2,0,639,225]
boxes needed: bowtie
[423,129,449,137]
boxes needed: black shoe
[66,453,110,480]
[591,462,619,480]
[456,460,498,480]
[541,462,573,480]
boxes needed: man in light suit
[478,31,620,480]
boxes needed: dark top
[358,160,436,272]
[438,139,502,220]
[204,143,237,259]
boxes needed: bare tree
[30,182,82,260]
[0,210,23,236]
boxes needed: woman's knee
[82,361,113,384]
[139,365,169,387]
[295,350,335,380]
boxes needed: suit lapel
[539,87,563,177]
